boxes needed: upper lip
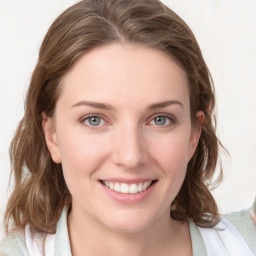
[99,178,157,185]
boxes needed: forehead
[59,44,190,110]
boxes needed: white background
[0,0,255,238]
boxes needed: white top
[198,217,254,256]
[25,225,55,256]
[25,217,254,256]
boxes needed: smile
[100,179,157,204]
[102,180,153,194]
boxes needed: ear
[42,113,61,163]
[188,111,205,161]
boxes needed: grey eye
[86,116,103,126]
[153,116,167,126]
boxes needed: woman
[1,0,255,255]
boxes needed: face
[43,44,202,233]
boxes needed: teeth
[103,181,153,194]
[129,184,137,194]
[109,181,114,190]
[120,183,129,193]
[114,183,120,192]
[138,183,143,192]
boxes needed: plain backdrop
[0,0,255,238]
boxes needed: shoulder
[224,208,256,253]
[192,210,256,255]
[0,229,29,256]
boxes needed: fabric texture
[198,217,254,256]
[224,209,256,253]
[1,206,255,256]
[25,225,55,256]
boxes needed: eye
[149,114,176,127]
[153,116,169,126]
[82,115,106,127]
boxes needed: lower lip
[100,181,156,204]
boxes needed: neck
[67,205,192,256]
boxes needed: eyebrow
[147,100,183,110]
[71,100,183,110]
[71,100,116,110]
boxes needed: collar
[53,207,208,256]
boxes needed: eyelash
[79,114,108,130]
[79,113,177,130]
[148,113,177,128]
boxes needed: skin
[251,210,256,224]
[43,44,204,256]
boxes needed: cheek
[150,130,191,171]
[158,142,189,186]
[149,129,192,192]
[144,133,191,210]
[58,133,112,206]
[56,129,110,183]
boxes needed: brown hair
[5,0,223,234]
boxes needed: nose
[111,124,149,170]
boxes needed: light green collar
[54,206,72,256]
[189,219,208,256]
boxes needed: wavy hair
[5,0,224,234]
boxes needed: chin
[100,209,157,233]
